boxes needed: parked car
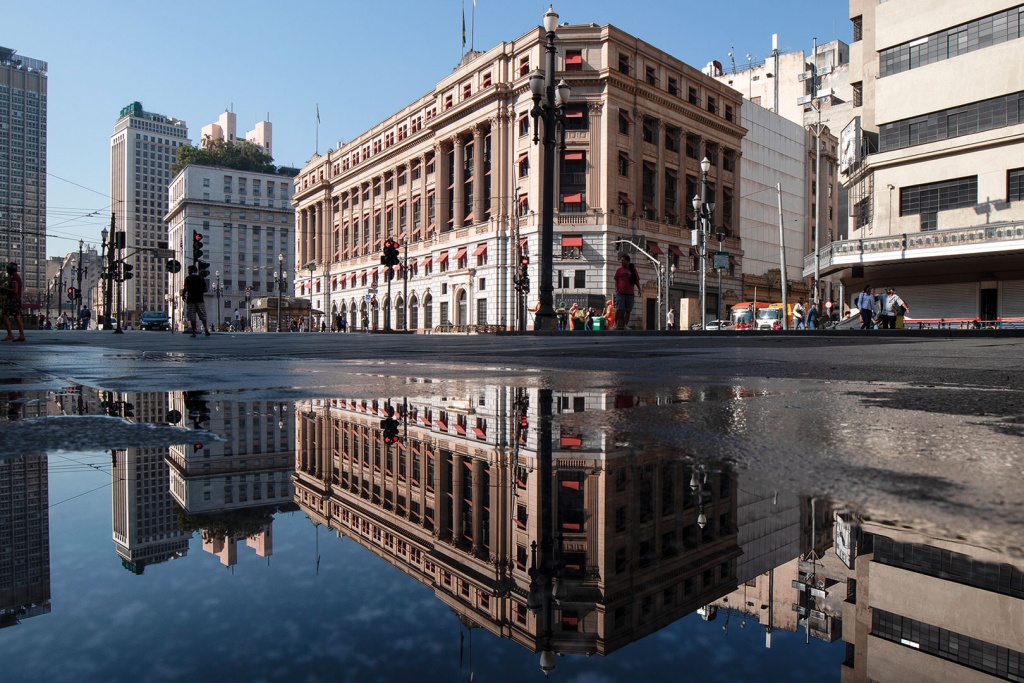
[140,310,170,331]
[703,319,735,331]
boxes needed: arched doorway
[360,301,369,330]
[423,293,433,329]
[456,289,468,326]
[395,296,406,330]
[409,295,419,332]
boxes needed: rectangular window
[645,65,657,86]
[618,53,630,75]
[667,76,679,97]
[900,175,978,224]
[1009,168,1024,202]
[687,86,698,106]
[619,109,632,135]
[852,15,862,42]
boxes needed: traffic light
[516,254,530,293]
[381,238,401,270]
[197,260,210,279]
[184,391,211,429]
[192,230,205,262]
[120,262,134,281]
[67,286,74,301]
[193,443,203,453]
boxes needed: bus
[729,302,771,330]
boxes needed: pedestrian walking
[666,307,675,330]
[613,254,641,330]
[806,303,819,330]
[182,265,210,337]
[793,298,806,330]
[856,285,876,329]
[1,262,26,342]
[879,287,909,329]
[233,308,241,330]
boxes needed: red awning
[471,427,486,439]
[373,238,381,249]
[618,192,633,205]
[436,252,449,264]
[729,256,739,266]
[359,269,368,279]
[564,110,583,119]
[472,244,487,256]
[349,272,357,283]
[434,420,448,431]
[463,212,474,222]
[518,194,529,205]
[670,245,685,257]
[565,53,583,65]
[560,477,582,488]
[620,110,635,124]
[420,256,433,268]
[454,247,467,260]
[396,231,406,241]
[644,160,656,171]
[647,241,664,255]
[454,424,466,436]
[562,192,582,203]
[517,112,529,121]
[516,152,528,164]
[644,202,656,211]
[561,235,583,248]
[563,151,583,160]
[619,151,633,163]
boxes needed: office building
[823,1,1024,319]
[110,102,189,327]
[293,21,745,331]
[0,46,47,310]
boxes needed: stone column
[472,124,486,224]
[436,143,450,233]
[471,458,484,554]
[490,115,505,223]
[299,208,309,267]
[452,136,465,231]
[588,102,604,212]
[452,452,464,543]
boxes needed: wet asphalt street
[4,328,1024,552]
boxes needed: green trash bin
[591,316,606,331]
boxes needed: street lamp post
[716,231,725,323]
[528,6,571,331]
[692,157,715,329]
[276,252,285,332]
[307,262,316,332]
[76,239,85,328]
[214,271,222,331]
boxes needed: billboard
[839,116,861,174]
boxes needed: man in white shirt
[879,287,908,329]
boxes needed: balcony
[805,220,1024,278]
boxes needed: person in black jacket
[182,265,210,337]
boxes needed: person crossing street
[182,265,211,337]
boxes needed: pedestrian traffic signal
[192,230,205,262]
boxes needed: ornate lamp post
[76,239,85,327]
[275,252,285,332]
[528,6,571,331]
[692,157,715,329]
[214,271,222,331]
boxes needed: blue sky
[5,0,849,258]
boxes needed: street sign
[825,300,833,309]
[797,94,813,105]
[364,294,372,303]
[713,251,729,270]
[245,285,252,295]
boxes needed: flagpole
[471,0,475,52]
[461,0,466,55]
[315,103,320,155]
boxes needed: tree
[172,137,278,176]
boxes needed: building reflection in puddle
[291,387,837,674]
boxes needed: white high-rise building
[201,110,272,157]
[110,102,189,327]
[0,46,47,311]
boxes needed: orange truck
[729,302,770,330]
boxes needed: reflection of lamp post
[716,231,726,323]
[528,6,571,331]
[100,227,108,328]
[692,157,715,329]
[214,271,222,330]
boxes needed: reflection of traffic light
[380,408,401,445]
[184,391,211,429]
[193,443,203,453]
[192,230,205,262]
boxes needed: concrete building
[165,164,296,329]
[46,242,103,325]
[0,454,51,627]
[837,517,1024,682]
[822,1,1024,321]
[293,21,745,331]
[110,391,190,574]
[110,102,190,328]
[201,110,272,157]
[293,386,741,664]
[0,46,47,311]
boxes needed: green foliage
[175,502,278,539]
[172,137,277,176]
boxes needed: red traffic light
[193,230,203,242]
[193,443,203,452]
[520,255,530,266]
[67,287,74,295]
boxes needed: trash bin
[591,316,606,331]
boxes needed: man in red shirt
[2,262,26,342]
[613,254,641,330]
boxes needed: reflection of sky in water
[5,494,841,682]
[3,454,840,681]
[7,379,1022,682]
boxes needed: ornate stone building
[292,22,744,331]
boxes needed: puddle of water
[1,382,1021,681]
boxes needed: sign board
[713,251,730,270]
[834,511,859,570]
[824,300,833,309]
[245,285,252,295]
[839,116,861,174]
[798,70,813,82]
[797,94,813,106]
[364,294,372,303]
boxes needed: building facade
[825,1,1024,320]
[292,22,745,331]
[166,164,295,329]
[0,46,47,311]
[110,102,190,327]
